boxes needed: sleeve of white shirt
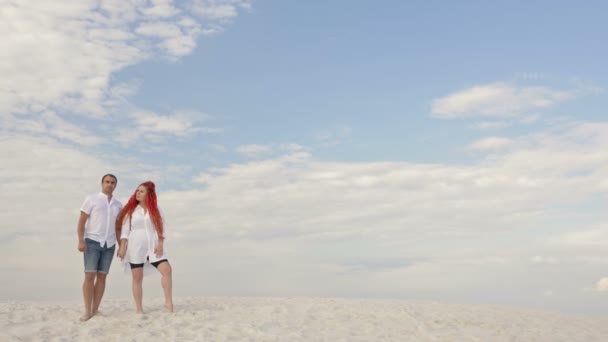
[80,195,93,214]
[120,216,130,240]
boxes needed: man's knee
[96,272,107,283]
[84,272,96,282]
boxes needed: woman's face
[135,185,148,204]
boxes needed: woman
[116,181,173,313]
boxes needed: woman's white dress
[121,205,167,275]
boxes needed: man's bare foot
[92,310,104,317]
[136,309,144,314]
[165,302,174,312]
[79,313,92,322]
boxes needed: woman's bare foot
[92,310,104,317]
[165,302,174,312]
[136,309,144,314]
[79,312,92,322]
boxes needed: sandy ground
[2,297,607,341]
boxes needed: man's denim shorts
[84,238,115,274]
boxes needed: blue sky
[1,0,607,314]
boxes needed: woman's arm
[117,238,128,259]
[154,236,164,258]
[117,217,130,259]
[154,209,165,258]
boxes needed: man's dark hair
[101,174,118,183]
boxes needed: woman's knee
[132,271,144,283]
[159,263,172,277]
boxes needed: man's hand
[77,211,89,253]
[78,240,87,253]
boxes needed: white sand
[2,297,607,341]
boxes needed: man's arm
[114,217,127,260]
[115,217,122,246]
[77,211,89,252]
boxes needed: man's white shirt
[80,192,123,248]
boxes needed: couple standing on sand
[77,174,173,321]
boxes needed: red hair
[116,181,164,239]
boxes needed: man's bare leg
[157,262,173,312]
[92,272,107,316]
[132,268,144,313]
[81,272,96,321]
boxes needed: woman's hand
[116,239,127,260]
[154,243,164,258]
[117,246,125,260]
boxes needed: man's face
[101,176,117,194]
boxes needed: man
[77,174,123,321]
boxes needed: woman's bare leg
[131,268,144,313]
[157,262,173,312]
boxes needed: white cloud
[2,111,103,146]
[2,0,138,116]
[574,257,608,265]
[549,228,608,248]
[0,0,249,155]
[0,0,246,136]
[174,122,608,247]
[208,144,228,152]
[472,121,512,130]
[133,111,199,135]
[520,113,541,124]
[110,110,219,146]
[42,111,105,145]
[597,278,608,292]
[136,21,184,37]
[280,143,308,152]
[531,256,560,265]
[140,0,181,18]
[468,137,514,151]
[191,0,252,20]
[431,83,572,119]
[3,117,608,311]
[135,20,201,57]
[0,135,114,241]
[236,144,273,157]
[0,133,190,241]
[159,122,608,304]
